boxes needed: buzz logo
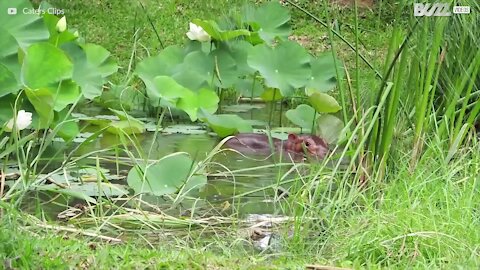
[414,3,451,17]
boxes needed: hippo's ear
[288,133,298,141]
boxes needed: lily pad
[236,78,264,98]
[199,111,253,138]
[316,114,345,144]
[222,104,265,113]
[260,88,283,101]
[127,153,206,196]
[209,47,239,88]
[61,42,118,99]
[246,2,291,44]
[248,41,310,97]
[0,0,49,50]
[37,182,128,199]
[308,92,342,113]
[285,104,319,129]
[162,124,207,135]
[0,63,19,97]
[306,52,344,93]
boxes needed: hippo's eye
[305,141,311,147]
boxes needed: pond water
[16,105,319,219]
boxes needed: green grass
[1,207,314,269]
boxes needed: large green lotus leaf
[309,92,342,113]
[210,48,239,88]
[151,75,190,104]
[228,41,255,75]
[285,104,319,129]
[0,95,16,125]
[83,44,118,78]
[236,78,264,98]
[253,2,291,44]
[25,88,54,127]
[22,43,73,89]
[127,153,204,196]
[182,175,208,195]
[135,45,185,103]
[306,52,344,93]
[192,19,250,41]
[0,28,22,83]
[177,88,219,121]
[49,79,80,111]
[0,63,19,97]
[0,28,19,59]
[99,84,137,111]
[61,43,117,99]
[184,40,213,55]
[247,41,311,97]
[0,0,49,50]
[173,51,214,91]
[53,108,80,141]
[199,112,253,138]
[85,110,145,135]
[316,114,345,144]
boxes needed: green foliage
[62,43,118,99]
[199,112,253,138]
[308,92,342,114]
[0,0,117,140]
[127,153,206,196]
[91,109,145,135]
[192,19,250,41]
[243,1,291,44]
[285,104,318,130]
[135,1,343,137]
[247,41,311,97]
[306,52,344,93]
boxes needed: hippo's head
[287,134,329,159]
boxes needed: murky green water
[17,105,310,218]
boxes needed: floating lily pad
[162,124,207,135]
[222,104,265,113]
[144,122,162,132]
[199,112,253,138]
[37,182,128,199]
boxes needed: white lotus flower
[56,16,67,32]
[5,110,33,131]
[186,22,210,42]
